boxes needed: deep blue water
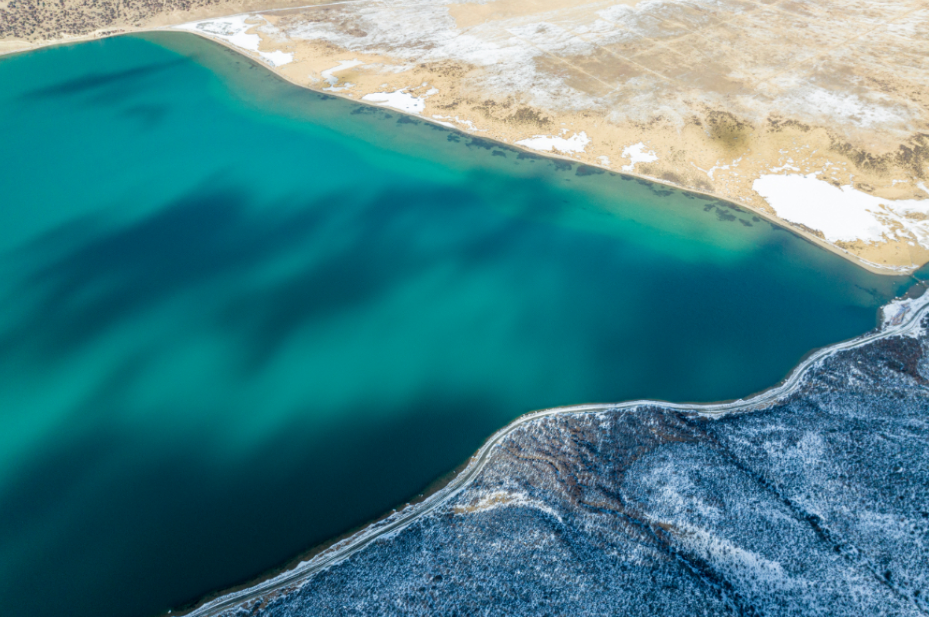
[0,32,916,617]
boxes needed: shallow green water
[0,32,916,617]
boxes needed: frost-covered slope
[204,314,929,617]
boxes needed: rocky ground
[198,308,929,616]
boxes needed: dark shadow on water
[0,163,908,617]
[20,59,187,101]
[0,387,502,617]
[1,170,894,405]
[0,33,915,617]
[3,188,266,358]
[3,175,570,372]
[1,185,377,360]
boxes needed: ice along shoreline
[1,25,921,279]
[173,287,929,617]
[165,25,920,278]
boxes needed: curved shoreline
[167,29,919,279]
[0,27,921,279]
[4,28,926,615]
[177,288,929,616]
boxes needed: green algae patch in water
[0,33,914,617]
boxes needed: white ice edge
[361,89,428,114]
[753,173,929,249]
[516,132,590,154]
[176,15,293,66]
[858,257,920,274]
[432,115,485,132]
[184,290,929,617]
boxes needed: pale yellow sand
[4,0,927,272]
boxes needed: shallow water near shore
[0,32,919,617]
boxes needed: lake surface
[0,32,918,617]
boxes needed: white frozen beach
[753,174,929,249]
[361,89,431,114]
[516,132,590,154]
[177,15,293,67]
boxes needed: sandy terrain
[3,0,928,271]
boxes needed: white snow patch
[321,59,363,91]
[362,88,431,114]
[260,50,293,67]
[681,527,794,592]
[881,292,929,337]
[433,115,484,132]
[177,15,293,66]
[753,173,929,247]
[276,1,607,113]
[856,509,914,545]
[178,15,262,51]
[700,156,744,179]
[516,131,590,154]
[597,155,611,167]
[781,87,910,129]
[621,142,658,171]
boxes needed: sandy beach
[3,27,925,617]
[3,0,927,275]
[165,25,929,278]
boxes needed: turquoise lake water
[0,32,919,617]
